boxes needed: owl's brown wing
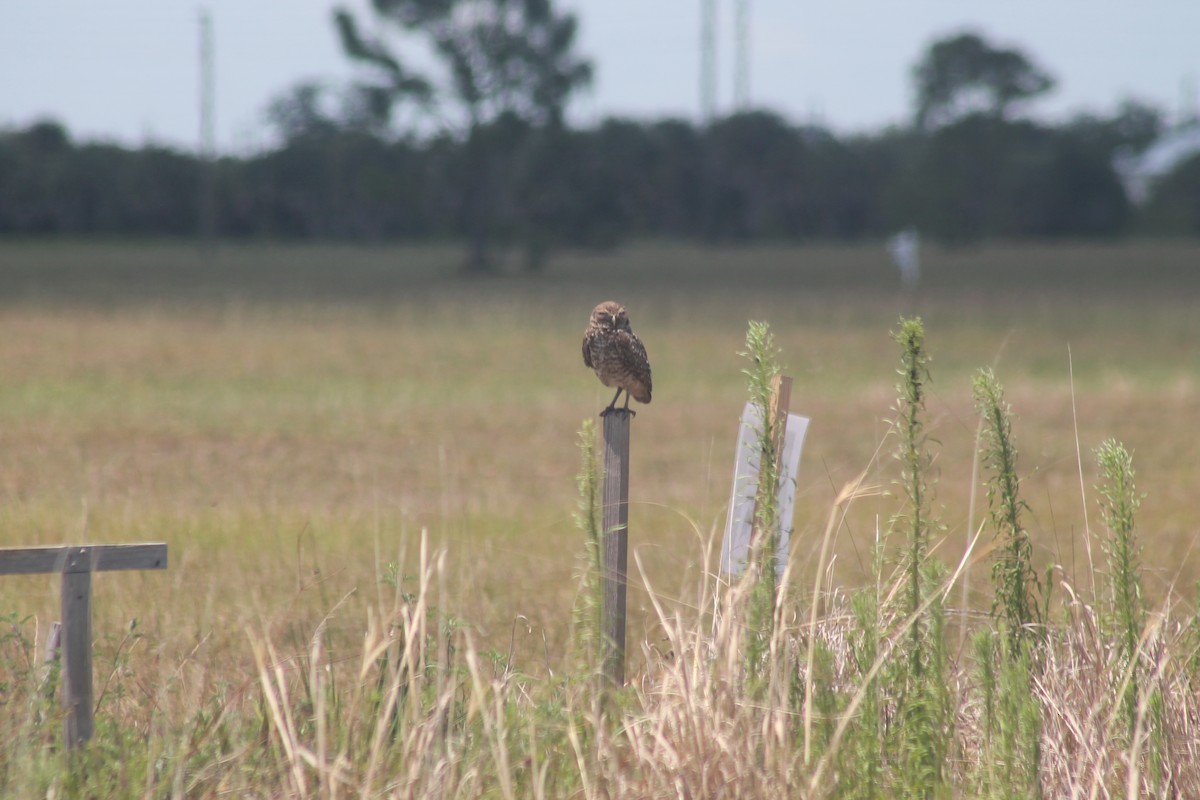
[622,331,653,401]
[582,331,594,369]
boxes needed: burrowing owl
[583,301,653,416]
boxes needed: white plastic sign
[720,402,810,580]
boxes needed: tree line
[0,21,1197,268]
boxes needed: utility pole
[733,0,750,109]
[700,0,718,123]
[1181,74,1198,127]
[198,9,217,255]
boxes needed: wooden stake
[601,409,631,687]
[39,622,62,698]
[61,548,94,749]
[769,375,793,475]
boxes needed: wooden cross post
[601,409,631,687]
[0,543,168,750]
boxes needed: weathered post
[0,542,168,750]
[61,548,94,748]
[601,409,631,686]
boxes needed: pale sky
[1,2,1196,153]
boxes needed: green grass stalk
[740,320,784,694]
[1095,438,1145,737]
[890,317,951,799]
[893,318,932,666]
[973,367,1041,650]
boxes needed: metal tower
[198,9,217,251]
[733,0,750,109]
[700,0,718,122]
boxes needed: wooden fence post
[0,542,168,751]
[601,409,631,687]
[61,548,94,749]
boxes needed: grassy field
[2,238,1200,795]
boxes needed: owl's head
[591,301,631,331]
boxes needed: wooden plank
[769,375,793,475]
[61,557,94,749]
[0,543,167,576]
[601,409,631,687]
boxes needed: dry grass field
[1,238,1199,796]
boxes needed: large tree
[913,32,1054,130]
[333,0,592,272]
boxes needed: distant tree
[0,88,1159,244]
[0,119,206,237]
[1105,99,1166,153]
[790,125,903,240]
[333,0,592,272]
[1025,128,1130,236]
[902,33,1135,241]
[20,119,72,154]
[914,32,1055,130]
[578,118,702,241]
[704,111,806,240]
[331,12,433,130]
[1065,99,1166,156]
[1137,153,1200,235]
[904,115,1129,241]
[266,82,342,142]
[905,115,1022,241]
[510,120,632,260]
